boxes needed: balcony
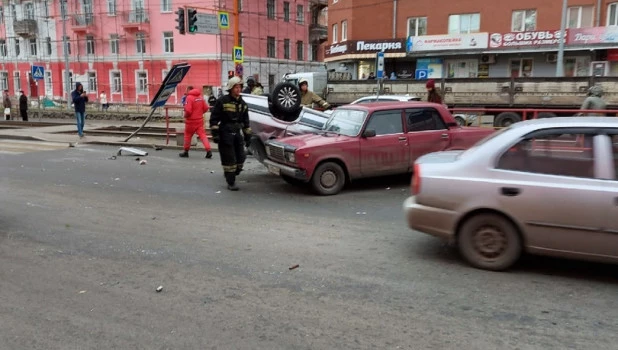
[310,0,328,10]
[121,10,149,31]
[71,13,95,33]
[309,24,327,43]
[13,19,37,37]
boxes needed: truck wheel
[281,175,307,187]
[457,213,522,271]
[249,137,267,164]
[454,116,466,126]
[311,162,346,196]
[536,112,557,119]
[271,82,301,114]
[493,112,521,127]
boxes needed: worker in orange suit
[179,86,212,159]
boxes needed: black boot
[205,151,212,159]
[225,172,239,191]
[179,150,189,158]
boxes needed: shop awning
[405,45,618,57]
[324,52,407,63]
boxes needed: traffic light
[187,8,198,33]
[175,7,185,35]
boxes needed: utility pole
[233,0,240,78]
[61,0,71,110]
[555,0,568,77]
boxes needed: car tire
[493,112,521,127]
[249,137,267,163]
[311,162,346,196]
[271,82,302,114]
[457,213,522,271]
[281,174,307,187]
[454,116,466,126]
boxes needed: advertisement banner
[488,30,566,48]
[415,58,443,79]
[567,26,618,45]
[407,33,489,52]
[324,39,407,58]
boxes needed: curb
[0,134,49,142]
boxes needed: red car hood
[275,133,355,149]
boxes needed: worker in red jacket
[179,87,213,159]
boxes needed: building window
[238,0,243,12]
[13,71,20,94]
[0,40,6,57]
[110,34,119,54]
[284,39,290,59]
[29,38,37,56]
[267,36,275,58]
[448,13,480,34]
[43,1,49,18]
[107,0,116,15]
[267,0,275,19]
[268,74,275,92]
[512,9,536,32]
[509,58,533,78]
[407,17,427,37]
[24,3,34,20]
[87,72,97,92]
[86,35,95,55]
[0,72,8,91]
[14,38,20,56]
[11,4,16,19]
[46,37,52,55]
[341,20,347,41]
[297,5,304,24]
[44,71,52,96]
[311,44,318,61]
[332,23,338,43]
[568,6,593,28]
[0,7,4,24]
[64,71,74,89]
[163,32,174,53]
[64,36,71,54]
[161,0,171,12]
[111,71,122,93]
[136,32,146,54]
[238,32,243,48]
[137,72,148,94]
[297,41,304,61]
[608,3,618,26]
[283,2,290,22]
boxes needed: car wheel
[249,137,267,163]
[271,82,301,114]
[311,162,346,196]
[493,112,521,127]
[281,174,307,186]
[454,116,466,126]
[457,213,522,271]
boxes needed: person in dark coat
[71,82,88,138]
[18,90,28,121]
[426,79,443,104]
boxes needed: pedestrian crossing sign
[218,11,229,29]
[31,65,44,80]
[233,46,243,63]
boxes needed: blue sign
[31,65,44,80]
[376,51,385,79]
[415,69,429,80]
[233,46,243,63]
[218,12,229,29]
[149,63,191,108]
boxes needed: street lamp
[556,0,568,77]
[61,0,71,110]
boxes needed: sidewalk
[0,119,220,151]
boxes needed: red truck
[263,102,496,195]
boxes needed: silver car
[403,117,618,271]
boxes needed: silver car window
[298,110,328,129]
[496,131,596,179]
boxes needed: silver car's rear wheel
[457,213,522,271]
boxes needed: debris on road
[152,145,163,151]
[139,160,148,165]
[356,212,367,215]
[135,157,141,161]
[289,264,300,270]
[69,142,76,148]
[215,191,221,194]
[107,155,117,160]
[78,290,87,294]
[117,147,148,157]
[156,286,163,293]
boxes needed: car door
[405,108,451,163]
[494,129,614,257]
[359,109,409,176]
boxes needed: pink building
[0,0,325,105]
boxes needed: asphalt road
[0,143,616,350]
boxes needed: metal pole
[123,107,158,142]
[555,0,568,77]
[392,0,397,39]
[61,0,71,110]
[596,0,601,26]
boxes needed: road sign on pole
[233,46,243,63]
[189,13,220,35]
[218,11,229,29]
[376,51,385,79]
[150,63,191,108]
[31,65,44,80]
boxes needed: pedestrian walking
[71,82,89,138]
[426,79,443,104]
[19,90,28,121]
[179,86,212,159]
[3,89,11,120]
[100,90,109,111]
[209,76,252,191]
[580,85,607,116]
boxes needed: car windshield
[324,109,367,136]
[457,126,510,159]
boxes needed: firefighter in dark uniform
[210,76,252,191]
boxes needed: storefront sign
[607,49,618,61]
[488,30,566,48]
[407,33,488,52]
[324,39,407,58]
[567,26,618,45]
